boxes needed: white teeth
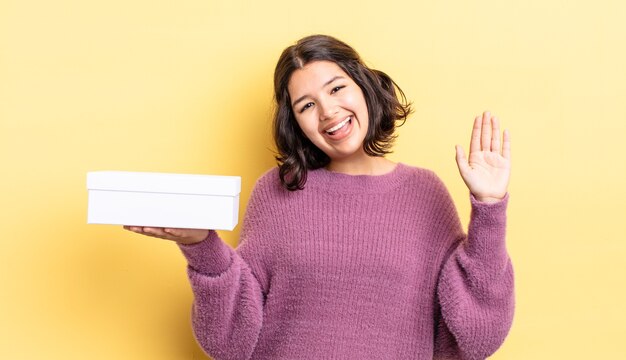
[326,117,351,134]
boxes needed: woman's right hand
[123,226,210,245]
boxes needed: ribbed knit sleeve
[176,173,275,360]
[433,185,515,360]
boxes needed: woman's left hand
[455,111,511,203]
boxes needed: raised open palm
[455,111,511,203]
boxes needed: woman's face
[287,60,369,163]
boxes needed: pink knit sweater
[178,163,514,360]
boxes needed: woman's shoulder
[256,166,280,185]
[396,163,454,199]
[397,163,444,185]
[250,166,282,193]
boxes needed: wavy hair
[273,34,412,190]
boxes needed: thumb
[455,145,470,176]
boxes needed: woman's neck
[326,156,396,176]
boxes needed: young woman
[125,34,514,360]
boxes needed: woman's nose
[319,101,338,121]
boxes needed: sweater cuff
[469,192,509,219]
[465,193,509,260]
[177,230,233,276]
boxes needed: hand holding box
[123,226,210,245]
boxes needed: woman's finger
[481,111,492,151]
[469,116,482,154]
[491,116,501,154]
[142,227,169,238]
[125,226,143,233]
[502,129,512,160]
[455,145,471,176]
[164,228,184,238]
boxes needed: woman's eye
[331,85,345,94]
[300,102,314,113]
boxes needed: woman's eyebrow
[292,75,346,108]
[323,75,345,87]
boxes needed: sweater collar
[304,162,410,194]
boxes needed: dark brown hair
[273,34,412,190]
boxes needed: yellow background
[1,0,625,358]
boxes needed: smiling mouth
[325,117,352,135]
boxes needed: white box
[87,171,241,230]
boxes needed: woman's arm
[178,231,265,360]
[124,176,274,360]
[433,111,514,359]
[434,195,514,360]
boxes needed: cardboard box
[87,171,241,230]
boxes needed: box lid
[87,171,241,196]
